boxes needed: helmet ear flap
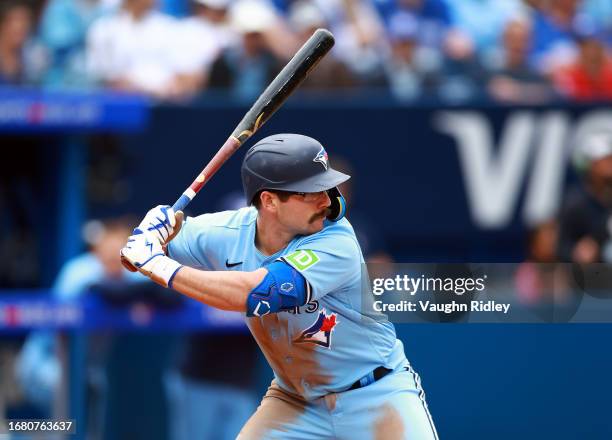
[326,187,347,222]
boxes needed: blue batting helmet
[241,134,349,221]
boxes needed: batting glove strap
[143,255,183,288]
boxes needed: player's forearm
[170,267,267,312]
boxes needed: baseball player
[120,134,438,439]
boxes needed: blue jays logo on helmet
[294,309,337,348]
[313,147,329,171]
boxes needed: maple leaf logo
[320,314,336,332]
[294,310,338,349]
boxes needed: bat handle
[172,193,192,213]
[170,136,243,214]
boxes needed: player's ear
[260,191,278,212]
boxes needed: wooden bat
[121,29,334,271]
[172,28,335,213]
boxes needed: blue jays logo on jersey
[313,147,329,170]
[294,309,337,348]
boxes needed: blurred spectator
[287,0,357,92]
[516,220,560,302]
[312,0,389,85]
[38,0,118,88]
[486,19,554,104]
[170,0,235,96]
[14,217,142,431]
[39,0,117,88]
[528,0,580,74]
[445,0,526,59]
[375,0,451,50]
[2,0,611,102]
[191,0,232,31]
[515,219,574,310]
[526,220,560,264]
[552,30,612,101]
[165,191,259,440]
[185,0,235,50]
[437,28,487,102]
[557,132,612,263]
[208,0,284,100]
[0,0,46,85]
[86,0,188,99]
[246,0,299,61]
[579,0,612,46]
[382,10,440,101]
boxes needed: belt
[347,366,393,391]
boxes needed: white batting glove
[120,230,183,288]
[136,205,184,245]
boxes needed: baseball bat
[121,29,334,271]
[172,28,335,213]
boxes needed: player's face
[277,191,331,235]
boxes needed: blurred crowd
[1,0,612,103]
[515,130,612,310]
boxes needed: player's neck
[255,215,293,256]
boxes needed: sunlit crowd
[1,0,611,102]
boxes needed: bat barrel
[170,28,335,213]
[231,28,335,142]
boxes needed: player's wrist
[143,255,183,288]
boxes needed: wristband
[144,255,183,288]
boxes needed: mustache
[308,209,330,223]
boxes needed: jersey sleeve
[279,228,363,301]
[167,216,215,270]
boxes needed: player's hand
[136,205,184,245]
[120,230,183,287]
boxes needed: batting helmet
[241,134,350,221]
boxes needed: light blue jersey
[168,207,408,401]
